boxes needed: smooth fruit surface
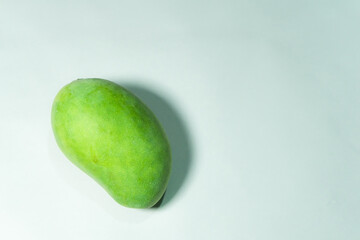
[51,78,171,208]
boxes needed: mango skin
[51,78,171,208]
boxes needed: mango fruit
[51,78,171,208]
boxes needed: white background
[1,0,360,239]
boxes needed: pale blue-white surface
[0,0,359,239]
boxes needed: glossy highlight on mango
[51,78,171,208]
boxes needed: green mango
[51,78,171,208]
